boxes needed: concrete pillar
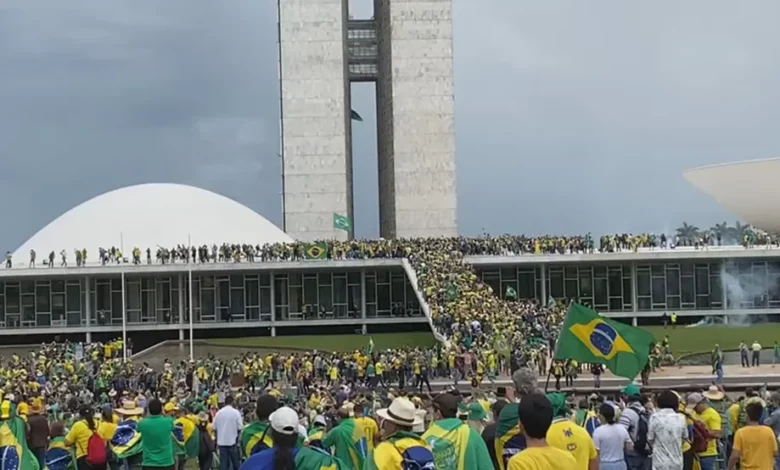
[84,276,91,329]
[178,274,184,324]
[361,269,368,335]
[269,271,276,326]
[723,315,729,325]
[179,329,184,341]
[721,260,728,309]
[631,263,638,312]
[539,264,547,303]
[86,332,92,343]
[632,317,638,327]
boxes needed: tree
[676,222,700,241]
[709,221,729,238]
[733,221,751,240]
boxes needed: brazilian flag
[0,412,40,470]
[305,242,328,260]
[111,420,143,460]
[555,303,655,379]
[45,437,74,470]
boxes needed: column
[178,274,184,341]
[630,262,638,326]
[84,276,92,343]
[269,272,276,337]
[539,264,547,303]
[361,269,367,335]
[630,263,638,312]
[721,260,728,310]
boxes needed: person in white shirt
[648,390,687,470]
[593,403,633,470]
[213,395,244,470]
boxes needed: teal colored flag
[555,303,655,379]
[333,213,352,231]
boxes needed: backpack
[632,409,650,456]
[395,444,436,470]
[689,418,710,453]
[86,431,108,466]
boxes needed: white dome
[684,157,780,233]
[13,183,292,261]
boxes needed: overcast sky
[2,0,780,251]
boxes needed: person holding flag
[423,393,493,469]
[240,407,347,470]
[321,405,368,469]
[0,399,40,470]
[494,368,539,470]
[554,303,655,380]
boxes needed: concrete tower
[279,0,457,241]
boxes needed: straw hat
[116,400,143,416]
[376,398,423,427]
[702,385,725,401]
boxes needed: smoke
[720,261,771,326]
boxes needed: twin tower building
[279,0,457,241]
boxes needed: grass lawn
[642,324,780,357]
[206,332,437,352]
[205,325,780,357]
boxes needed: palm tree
[709,221,729,244]
[733,221,751,239]
[709,222,728,237]
[676,222,700,241]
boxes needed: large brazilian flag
[555,303,655,379]
[111,420,143,460]
[45,436,74,470]
[0,414,40,470]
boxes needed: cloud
[3,0,780,252]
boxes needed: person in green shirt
[321,406,367,468]
[137,398,176,469]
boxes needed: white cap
[313,414,327,427]
[270,407,299,435]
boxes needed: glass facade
[635,262,723,311]
[0,268,422,329]
[478,265,633,312]
[477,259,780,313]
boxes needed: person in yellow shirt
[688,392,722,470]
[328,365,339,386]
[65,405,114,469]
[727,401,777,470]
[545,393,597,470]
[507,393,577,470]
[354,399,379,451]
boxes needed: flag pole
[188,233,194,361]
[121,270,127,362]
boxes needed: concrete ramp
[401,259,450,346]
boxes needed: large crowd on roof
[4,228,777,269]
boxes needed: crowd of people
[5,227,779,270]
[3,345,779,470]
